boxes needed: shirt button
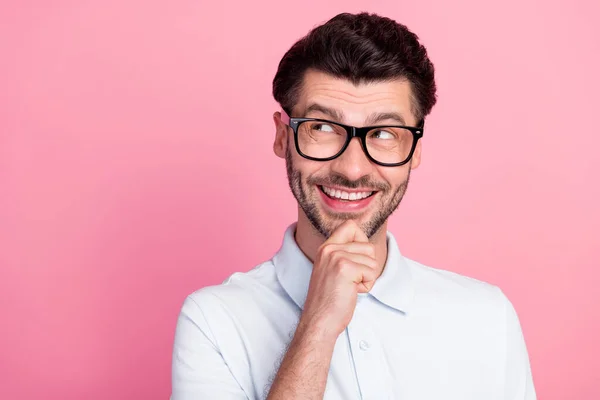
[359,340,370,351]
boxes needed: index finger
[326,220,369,245]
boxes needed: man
[171,12,536,400]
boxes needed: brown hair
[272,12,437,123]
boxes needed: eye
[370,130,396,140]
[313,123,335,132]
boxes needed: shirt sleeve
[502,292,537,400]
[171,295,249,400]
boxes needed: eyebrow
[365,112,406,126]
[304,103,345,122]
[304,103,407,126]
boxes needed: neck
[294,209,389,279]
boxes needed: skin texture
[267,69,423,399]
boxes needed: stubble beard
[285,145,410,239]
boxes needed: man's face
[273,70,422,239]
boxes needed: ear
[273,111,287,159]
[410,140,422,170]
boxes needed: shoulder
[404,256,511,313]
[180,259,291,325]
[187,259,278,303]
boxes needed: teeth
[322,186,373,200]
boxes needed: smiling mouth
[318,185,377,201]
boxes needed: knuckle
[366,244,376,257]
[328,249,341,264]
[335,258,352,274]
[368,256,378,268]
[362,262,375,274]
[319,243,334,257]
[367,267,378,279]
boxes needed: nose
[329,137,374,181]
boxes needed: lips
[317,185,377,212]
[320,185,374,201]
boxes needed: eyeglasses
[281,111,424,167]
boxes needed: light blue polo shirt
[172,224,536,399]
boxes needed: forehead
[294,69,417,126]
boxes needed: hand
[298,220,378,342]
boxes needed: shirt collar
[273,223,415,314]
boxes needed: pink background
[1,1,599,399]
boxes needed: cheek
[376,168,409,191]
[296,158,330,180]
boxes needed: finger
[330,250,377,270]
[357,280,375,294]
[352,224,369,243]
[337,260,378,290]
[325,242,376,259]
[326,220,369,245]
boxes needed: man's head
[272,12,437,239]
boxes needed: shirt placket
[346,298,389,400]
